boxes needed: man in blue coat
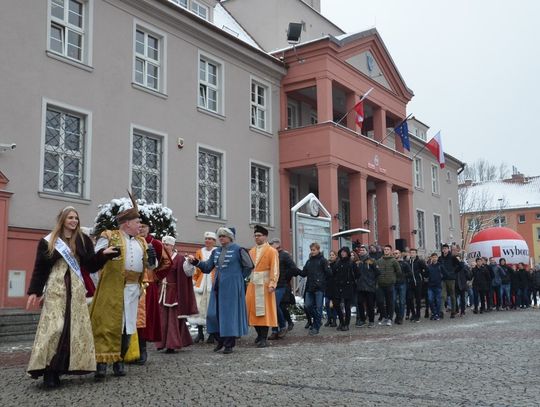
[186,227,253,354]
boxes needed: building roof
[213,3,262,50]
[460,176,540,212]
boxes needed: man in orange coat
[246,225,279,348]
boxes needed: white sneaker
[386,319,392,326]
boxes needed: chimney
[510,173,525,183]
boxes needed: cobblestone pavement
[1,308,539,407]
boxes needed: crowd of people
[25,200,540,389]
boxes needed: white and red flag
[426,131,445,168]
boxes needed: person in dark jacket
[472,257,491,313]
[499,258,512,309]
[426,253,444,320]
[509,263,521,309]
[355,245,380,327]
[487,257,504,311]
[407,248,427,322]
[324,250,338,328]
[393,250,411,324]
[298,242,332,335]
[332,247,357,331]
[268,239,301,340]
[454,255,471,316]
[438,244,459,318]
[532,265,540,308]
[518,264,531,308]
[376,245,401,326]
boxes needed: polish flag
[426,131,445,168]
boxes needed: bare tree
[458,159,511,183]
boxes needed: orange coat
[246,243,279,327]
[193,247,215,287]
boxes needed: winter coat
[355,256,380,293]
[396,259,411,285]
[438,252,459,281]
[376,255,401,287]
[533,269,540,289]
[426,263,444,288]
[455,260,472,292]
[276,249,301,288]
[332,257,357,300]
[407,256,427,289]
[298,253,332,293]
[499,264,512,285]
[488,263,504,287]
[472,265,491,291]
[510,267,521,289]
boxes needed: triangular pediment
[331,29,414,101]
[345,50,391,90]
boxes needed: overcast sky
[321,0,540,176]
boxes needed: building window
[448,199,454,229]
[199,56,221,113]
[537,227,540,240]
[251,80,269,131]
[43,105,86,196]
[434,214,441,250]
[494,215,506,227]
[190,0,208,20]
[132,131,162,203]
[340,200,350,231]
[536,213,540,220]
[48,0,88,62]
[197,148,223,218]
[431,164,440,195]
[414,158,423,189]
[287,102,298,129]
[416,210,425,249]
[171,0,188,7]
[251,163,270,224]
[134,25,164,92]
[518,214,526,223]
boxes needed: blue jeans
[272,287,287,333]
[394,283,407,321]
[305,290,324,331]
[501,284,511,307]
[428,287,442,318]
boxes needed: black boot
[43,371,59,388]
[113,361,126,377]
[136,338,147,365]
[95,363,107,379]
[206,333,215,344]
[194,326,204,343]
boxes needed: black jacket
[407,256,427,288]
[499,264,512,285]
[455,260,472,292]
[331,252,357,300]
[276,249,301,288]
[438,252,459,281]
[355,256,380,293]
[299,253,332,293]
[472,265,491,291]
[533,269,540,288]
[396,259,411,284]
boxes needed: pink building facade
[274,30,415,251]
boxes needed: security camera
[0,143,16,152]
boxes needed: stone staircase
[0,309,39,343]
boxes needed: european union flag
[394,120,410,151]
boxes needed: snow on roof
[212,3,262,50]
[461,176,540,212]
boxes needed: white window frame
[198,51,224,115]
[416,209,425,250]
[494,215,507,227]
[190,0,209,20]
[249,159,273,226]
[433,213,442,250]
[133,20,167,95]
[196,144,226,220]
[250,76,272,133]
[431,164,440,195]
[448,199,454,229]
[468,217,480,232]
[39,98,92,199]
[413,157,423,189]
[46,0,94,67]
[518,214,526,224]
[310,110,318,125]
[287,101,299,129]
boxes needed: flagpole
[334,87,374,127]
[379,113,413,145]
